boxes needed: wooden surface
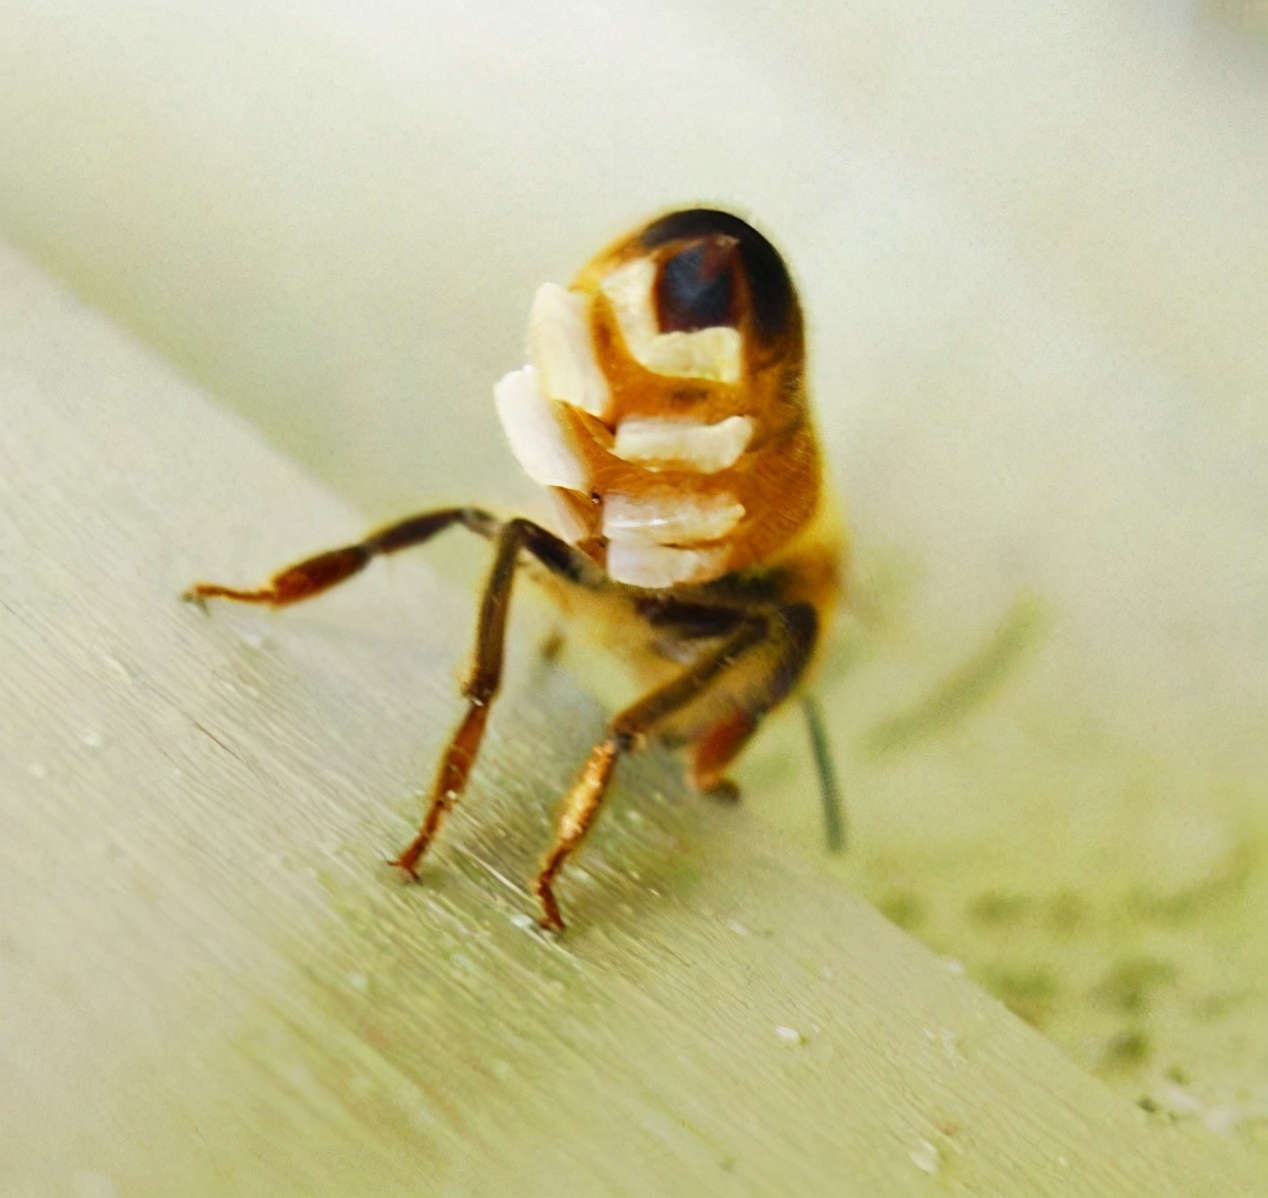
[1,241,1259,1197]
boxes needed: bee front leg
[183,507,500,608]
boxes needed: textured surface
[0,0,1264,1189]
[1,242,1259,1197]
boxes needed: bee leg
[392,518,607,877]
[533,738,621,932]
[534,612,771,931]
[183,507,501,607]
[685,599,821,799]
[689,711,758,800]
[185,507,609,876]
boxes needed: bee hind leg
[534,611,775,931]
[686,602,823,808]
[688,710,758,802]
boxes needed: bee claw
[706,779,741,803]
[388,855,422,883]
[534,881,567,933]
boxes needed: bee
[186,208,845,931]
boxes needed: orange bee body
[187,209,844,930]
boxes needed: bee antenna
[801,693,846,854]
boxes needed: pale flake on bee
[610,415,753,472]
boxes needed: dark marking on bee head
[655,236,739,333]
[639,209,799,344]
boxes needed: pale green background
[0,1,1264,1193]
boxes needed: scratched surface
[1,246,1260,1196]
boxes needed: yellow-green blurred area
[1,0,1264,1190]
[783,564,1267,1141]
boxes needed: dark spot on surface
[1101,1028,1152,1071]
[986,966,1059,1028]
[969,890,1032,926]
[879,890,925,930]
[1090,957,1177,1015]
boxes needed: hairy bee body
[499,208,844,788]
[187,208,844,929]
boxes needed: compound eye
[654,236,739,333]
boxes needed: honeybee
[186,208,845,931]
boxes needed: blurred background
[1,0,1264,1154]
